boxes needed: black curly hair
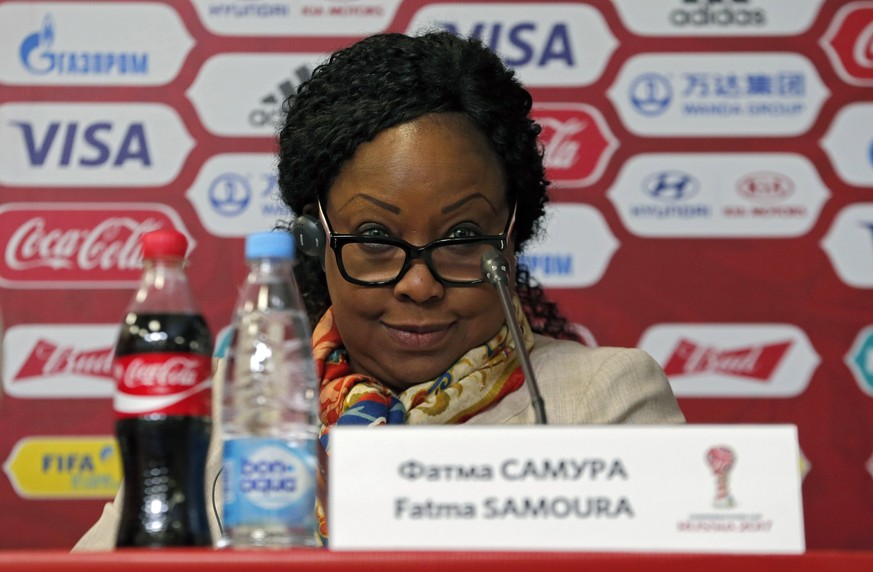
[277,31,576,341]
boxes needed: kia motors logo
[0,2,193,86]
[531,104,617,187]
[639,324,819,397]
[608,153,827,237]
[2,324,119,398]
[736,171,795,203]
[406,3,617,87]
[0,203,193,289]
[821,2,873,86]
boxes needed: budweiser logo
[13,339,114,382]
[121,356,202,389]
[0,203,192,287]
[663,339,792,380]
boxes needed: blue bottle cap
[245,231,295,260]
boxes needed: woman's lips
[383,323,453,350]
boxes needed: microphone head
[480,248,510,286]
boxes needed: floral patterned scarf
[311,294,535,541]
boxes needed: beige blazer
[73,335,684,551]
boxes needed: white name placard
[328,425,804,553]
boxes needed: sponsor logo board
[406,3,617,87]
[0,202,194,289]
[821,1,873,86]
[607,153,829,237]
[190,0,400,36]
[3,324,117,398]
[0,2,193,85]
[820,203,873,288]
[186,153,291,238]
[608,53,828,136]
[846,326,873,396]
[821,102,873,187]
[613,0,822,37]
[3,437,121,499]
[187,53,326,137]
[0,103,193,187]
[531,103,617,188]
[639,324,819,397]
[518,203,618,288]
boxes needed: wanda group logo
[822,1,873,85]
[531,103,617,187]
[0,202,192,288]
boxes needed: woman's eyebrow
[441,192,498,214]
[337,193,401,214]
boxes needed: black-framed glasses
[318,197,516,287]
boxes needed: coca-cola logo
[736,171,795,204]
[121,356,201,389]
[0,203,193,288]
[531,103,617,187]
[822,4,873,85]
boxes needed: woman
[279,31,682,428]
[74,30,682,551]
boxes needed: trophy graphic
[706,446,736,508]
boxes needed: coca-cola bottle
[112,229,213,547]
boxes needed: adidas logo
[249,64,312,127]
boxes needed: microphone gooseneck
[480,249,548,425]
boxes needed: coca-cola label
[0,202,193,289]
[531,103,617,187]
[113,352,212,418]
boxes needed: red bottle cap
[141,229,188,260]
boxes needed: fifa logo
[706,446,736,508]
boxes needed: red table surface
[0,550,870,571]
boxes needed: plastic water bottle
[220,231,319,548]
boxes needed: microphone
[481,248,547,425]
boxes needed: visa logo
[10,121,150,167]
[438,21,574,67]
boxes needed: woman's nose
[392,259,444,303]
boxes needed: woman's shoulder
[530,334,685,424]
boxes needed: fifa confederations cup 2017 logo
[706,446,736,508]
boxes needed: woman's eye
[447,226,482,239]
[359,226,390,238]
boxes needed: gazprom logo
[19,15,148,77]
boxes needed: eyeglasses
[318,197,516,287]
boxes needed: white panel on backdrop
[612,0,824,37]
[821,103,873,187]
[190,0,402,36]
[608,53,829,137]
[608,153,830,237]
[187,53,330,137]
[406,3,617,87]
[186,153,291,238]
[0,2,193,86]
[0,103,193,187]
[638,324,819,398]
[821,203,873,288]
[518,204,618,289]
[3,324,117,398]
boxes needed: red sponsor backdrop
[0,0,871,551]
